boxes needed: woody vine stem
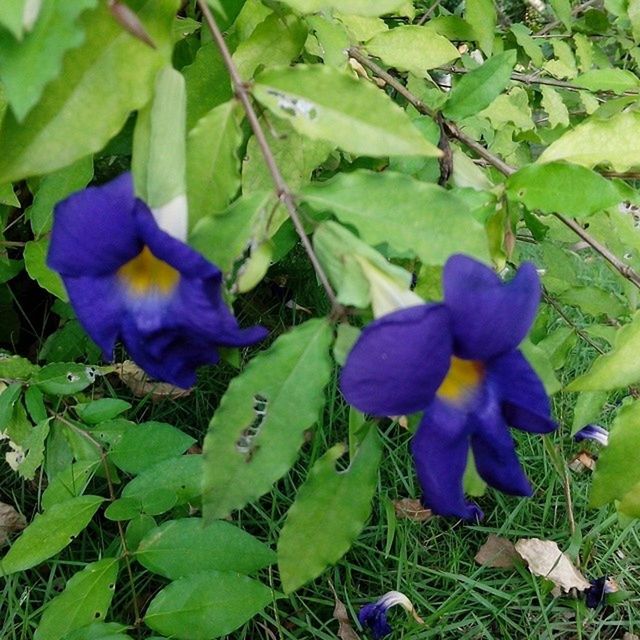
[196,0,344,316]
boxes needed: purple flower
[358,591,423,639]
[585,576,615,608]
[340,255,556,520]
[574,424,609,446]
[47,173,267,388]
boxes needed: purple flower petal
[358,603,392,639]
[411,398,481,519]
[470,388,532,496]
[340,305,453,416]
[48,173,141,276]
[488,350,556,434]
[574,424,608,446]
[443,255,540,360]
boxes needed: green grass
[2,255,640,640]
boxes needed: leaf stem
[348,46,640,291]
[196,0,344,317]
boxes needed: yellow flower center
[118,247,179,296]
[437,356,484,405]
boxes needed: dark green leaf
[34,363,98,395]
[41,460,99,510]
[75,399,131,425]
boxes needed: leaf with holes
[278,427,381,593]
[34,558,118,640]
[136,518,275,579]
[0,496,104,575]
[203,319,333,521]
[34,363,98,395]
[144,571,273,639]
[252,65,441,157]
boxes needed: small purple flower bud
[358,591,423,639]
[574,424,609,446]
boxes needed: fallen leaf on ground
[330,585,360,640]
[393,498,433,522]
[623,633,639,640]
[568,450,596,473]
[0,501,26,545]
[475,535,520,568]
[515,538,591,592]
[116,361,192,401]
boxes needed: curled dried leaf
[330,584,360,640]
[116,361,192,401]
[475,534,519,569]
[0,501,26,545]
[393,498,432,522]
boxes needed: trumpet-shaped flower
[48,173,267,388]
[341,255,555,519]
[359,591,423,639]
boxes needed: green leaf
[0,182,19,206]
[444,50,516,120]
[26,156,94,237]
[34,558,118,640]
[121,455,203,507]
[75,399,131,425]
[0,354,37,380]
[302,170,489,264]
[34,363,98,395]
[109,422,195,474]
[144,571,273,640]
[0,0,98,121]
[132,66,186,209]
[277,427,381,593]
[591,401,640,510]
[630,0,640,42]
[465,0,496,55]
[277,0,406,16]
[136,518,275,579]
[538,111,640,172]
[0,0,177,183]
[186,101,242,228]
[571,391,608,437]
[510,23,543,67]
[232,13,307,79]
[550,0,572,30]
[41,460,99,510]
[506,162,623,217]
[190,191,274,273]
[559,286,627,319]
[24,238,67,301]
[203,319,333,520]
[0,495,104,575]
[305,15,350,68]
[520,339,561,395]
[567,313,640,391]
[576,69,640,94]
[17,419,50,481]
[364,25,459,75]
[183,43,232,131]
[66,622,132,640]
[540,86,569,129]
[0,0,29,39]
[252,65,441,157]
[104,498,143,521]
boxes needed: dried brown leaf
[116,361,192,401]
[0,502,26,545]
[330,585,360,640]
[393,498,432,522]
[623,633,639,640]
[568,450,596,473]
[515,538,591,592]
[475,535,519,569]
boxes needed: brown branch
[348,46,640,291]
[196,0,344,316]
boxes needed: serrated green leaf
[444,50,516,120]
[302,170,489,264]
[121,455,203,507]
[305,15,350,68]
[465,0,496,55]
[252,65,441,157]
[506,161,623,217]
[591,401,640,509]
[41,460,99,510]
[24,238,67,300]
[540,86,569,129]
[567,313,640,391]
[17,419,50,480]
[34,363,98,395]
[510,23,543,67]
[75,399,131,425]
[576,69,640,94]
[203,319,333,520]
[233,13,307,79]
[0,0,98,121]
[278,0,406,16]
[0,495,104,575]
[144,571,273,640]
[550,0,572,30]
[538,111,640,172]
[109,422,195,474]
[34,558,118,640]
[187,101,242,228]
[277,427,381,593]
[190,191,274,273]
[0,0,177,183]
[364,25,459,75]
[26,156,93,237]
[136,518,275,579]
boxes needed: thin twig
[417,0,442,25]
[538,0,602,35]
[348,46,640,291]
[196,0,343,316]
